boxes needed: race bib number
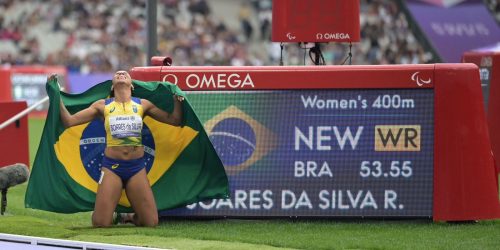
[108,115,143,138]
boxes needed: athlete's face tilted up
[112,71,133,88]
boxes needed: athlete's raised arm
[59,99,104,128]
[142,95,183,126]
[47,74,104,128]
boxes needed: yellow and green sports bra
[104,97,144,147]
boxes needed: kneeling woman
[52,71,183,227]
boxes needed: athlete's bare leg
[125,168,158,227]
[92,168,123,227]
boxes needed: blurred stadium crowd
[486,0,500,22]
[0,0,498,73]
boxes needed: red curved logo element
[411,72,432,87]
[162,74,178,85]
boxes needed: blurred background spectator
[485,0,500,22]
[0,0,498,72]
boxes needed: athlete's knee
[143,219,158,227]
[92,221,113,227]
[139,214,158,227]
[92,213,112,228]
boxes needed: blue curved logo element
[210,117,256,166]
[79,119,155,182]
[205,106,277,175]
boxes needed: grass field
[0,118,499,250]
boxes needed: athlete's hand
[47,73,57,82]
[174,95,184,102]
[47,73,63,91]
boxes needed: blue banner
[405,0,500,62]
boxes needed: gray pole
[146,0,158,66]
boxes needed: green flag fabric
[25,79,229,213]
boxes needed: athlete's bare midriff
[105,146,144,160]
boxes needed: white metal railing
[0,96,49,130]
[0,233,169,250]
[0,82,63,131]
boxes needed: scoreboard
[131,64,500,221]
[166,89,434,217]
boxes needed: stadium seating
[0,0,498,71]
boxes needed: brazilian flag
[25,78,229,213]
